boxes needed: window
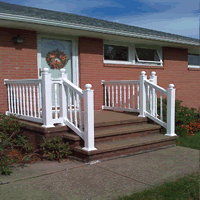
[135,48,160,64]
[188,54,200,67]
[103,42,163,66]
[104,44,128,61]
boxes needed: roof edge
[0,12,199,47]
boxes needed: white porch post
[82,84,97,151]
[165,84,177,136]
[138,71,147,117]
[150,71,157,116]
[59,68,68,126]
[41,68,54,128]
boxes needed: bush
[0,113,72,176]
[39,136,72,162]
[156,98,200,137]
[0,113,33,175]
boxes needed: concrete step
[72,134,179,162]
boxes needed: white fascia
[0,12,199,47]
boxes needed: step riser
[95,129,161,144]
[72,140,176,163]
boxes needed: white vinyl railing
[102,71,177,137]
[4,79,42,123]
[101,80,140,112]
[4,68,97,152]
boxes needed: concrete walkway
[0,146,199,200]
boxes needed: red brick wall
[79,37,200,111]
[0,27,38,113]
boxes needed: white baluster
[33,84,36,117]
[66,87,69,119]
[13,84,16,113]
[150,86,153,114]
[104,84,107,107]
[137,83,139,110]
[160,93,163,121]
[120,84,122,108]
[37,83,40,118]
[116,84,118,107]
[108,85,110,107]
[69,88,72,123]
[128,83,130,109]
[155,90,157,117]
[29,84,33,117]
[152,86,155,116]
[123,84,126,108]
[132,84,135,109]
[79,93,83,132]
[54,84,58,119]
[145,84,149,112]
[74,92,77,127]
[26,84,29,116]
[7,84,11,112]
[16,84,19,114]
[23,84,26,116]
[10,84,14,113]
[19,84,22,115]
[112,84,114,107]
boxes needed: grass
[116,130,200,200]
[176,130,200,150]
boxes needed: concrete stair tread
[74,134,178,155]
[63,123,161,141]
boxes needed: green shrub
[39,136,72,162]
[156,98,200,137]
[0,113,32,175]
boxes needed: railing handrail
[4,79,42,84]
[102,80,139,84]
[63,78,83,98]
[144,79,167,95]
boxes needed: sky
[1,0,200,39]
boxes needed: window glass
[135,48,159,62]
[188,54,200,66]
[104,45,128,61]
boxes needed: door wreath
[46,49,69,69]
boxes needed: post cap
[151,71,156,76]
[85,84,92,90]
[141,71,146,76]
[60,68,66,74]
[42,68,49,75]
[169,84,174,89]
[43,68,49,72]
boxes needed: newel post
[82,84,97,151]
[138,71,147,117]
[165,84,177,136]
[59,68,68,125]
[41,68,54,128]
[150,71,157,116]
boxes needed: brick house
[0,1,199,160]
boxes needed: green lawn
[117,131,200,200]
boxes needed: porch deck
[18,110,178,162]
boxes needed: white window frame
[103,42,132,65]
[134,47,163,66]
[188,53,200,69]
[103,41,163,66]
